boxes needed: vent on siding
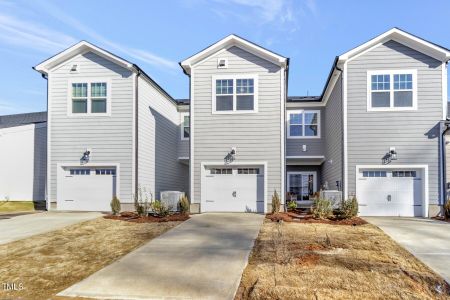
[70,64,79,73]
[217,58,228,69]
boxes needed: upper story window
[287,110,320,139]
[367,70,417,111]
[181,112,189,140]
[69,79,110,116]
[212,75,258,114]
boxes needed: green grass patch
[0,201,35,212]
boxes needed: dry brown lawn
[236,220,450,300]
[0,217,181,300]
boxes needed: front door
[287,172,317,201]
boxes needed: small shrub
[178,194,190,215]
[444,199,450,219]
[287,200,297,211]
[271,190,281,213]
[133,186,152,217]
[312,198,333,219]
[110,196,121,215]
[336,196,358,219]
[152,200,171,217]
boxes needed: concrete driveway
[0,211,102,245]
[365,217,450,283]
[59,213,264,300]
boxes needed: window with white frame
[287,110,320,138]
[213,76,257,113]
[368,70,416,110]
[70,81,109,115]
[181,113,189,140]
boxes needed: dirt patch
[235,220,450,300]
[0,217,182,300]
[104,212,190,223]
[266,212,367,226]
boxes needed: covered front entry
[202,165,265,213]
[356,165,427,217]
[57,165,118,211]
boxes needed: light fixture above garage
[80,149,91,164]
[383,147,397,164]
[224,147,237,164]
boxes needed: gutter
[134,71,140,197]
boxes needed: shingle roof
[176,98,190,105]
[0,111,47,129]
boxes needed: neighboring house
[31,28,450,217]
[33,42,187,211]
[0,112,47,203]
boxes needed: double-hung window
[181,112,190,140]
[213,75,258,113]
[368,70,417,111]
[69,80,110,115]
[287,110,320,138]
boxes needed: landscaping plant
[444,199,450,219]
[152,200,172,217]
[312,198,333,219]
[110,196,121,215]
[178,194,190,215]
[271,189,281,213]
[133,186,152,216]
[336,196,358,219]
[287,200,297,211]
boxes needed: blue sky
[0,0,449,114]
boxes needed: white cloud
[0,14,77,53]
[35,1,178,70]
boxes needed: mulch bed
[104,211,190,223]
[431,216,450,223]
[266,212,367,226]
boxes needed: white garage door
[203,166,264,213]
[357,169,423,217]
[59,167,117,211]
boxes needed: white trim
[178,156,189,160]
[200,161,268,213]
[190,69,195,203]
[286,155,325,159]
[366,69,418,112]
[180,112,190,141]
[56,162,121,207]
[280,69,286,205]
[339,28,450,63]
[211,74,259,114]
[46,75,52,210]
[180,35,287,75]
[286,171,318,200]
[67,78,112,117]
[34,41,133,75]
[131,73,136,200]
[355,164,429,217]
[286,109,321,139]
[343,62,348,199]
[443,62,448,120]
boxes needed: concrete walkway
[59,213,264,300]
[365,217,450,283]
[0,211,102,245]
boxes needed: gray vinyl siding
[191,46,283,206]
[33,123,47,201]
[322,74,343,190]
[347,40,443,205]
[48,52,134,203]
[286,107,324,156]
[137,76,188,199]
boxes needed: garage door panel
[59,167,116,211]
[357,168,423,217]
[203,166,264,213]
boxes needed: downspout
[283,59,289,212]
[135,71,140,197]
[335,65,344,194]
[441,121,449,211]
